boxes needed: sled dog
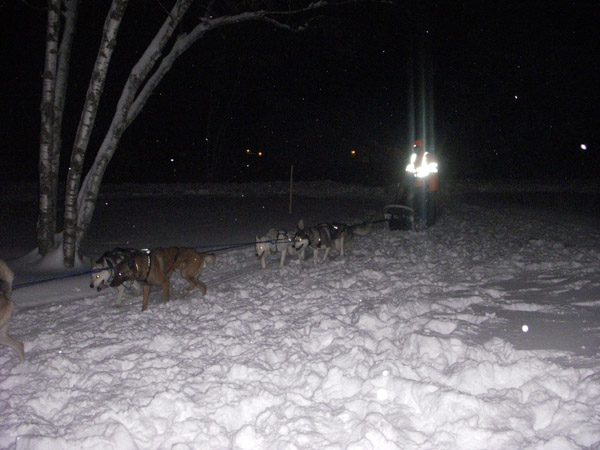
[90,247,144,306]
[255,228,300,268]
[111,247,216,312]
[0,259,24,362]
[293,219,372,264]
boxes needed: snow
[1,180,600,450]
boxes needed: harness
[91,257,118,280]
[257,232,289,258]
[142,252,152,283]
[165,247,181,274]
[315,224,334,248]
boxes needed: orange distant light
[258,152,263,156]
[350,150,357,156]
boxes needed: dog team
[256,219,372,267]
[1,219,370,361]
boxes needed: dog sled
[383,203,419,231]
[383,177,420,231]
[383,180,434,232]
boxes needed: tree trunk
[71,1,345,256]
[75,0,194,247]
[52,0,79,182]
[37,0,62,256]
[62,0,127,268]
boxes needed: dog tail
[203,253,216,265]
[352,222,373,236]
[0,259,14,299]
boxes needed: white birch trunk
[51,0,79,177]
[74,1,340,251]
[62,0,127,268]
[37,0,62,256]
[76,0,194,246]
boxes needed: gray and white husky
[293,219,372,264]
[90,248,144,306]
[0,259,24,362]
[255,228,300,269]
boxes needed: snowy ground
[1,180,600,450]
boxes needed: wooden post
[289,165,294,215]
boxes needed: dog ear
[256,236,260,242]
[298,219,304,229]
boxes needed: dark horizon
[1,1,598,185]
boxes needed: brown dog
[111,247,216,311]
[0,259,24,362]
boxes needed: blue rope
[11,238,289,290]
[12,218,382,290]
[195,237,291,253]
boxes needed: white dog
[255,229,300,269]
[90,248,144,306]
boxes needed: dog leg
[339,235,345,257]
[279,249,286,267]
[0,306,24,362]
[313,248,319,265]
[181,271,207,297]
[161,281,170,304]
[261,255,267,269]
[197,281,207,296]
[323,247,330,262]
[181,275,198,297]
[0,327,24,362]
[142,285,151,312]
[116,285,124,306]
[129,281,144,298]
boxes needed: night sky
[1,1,598,184]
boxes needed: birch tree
[37,0,62,257]
[37,0,369,268]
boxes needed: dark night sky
[1,1,598,184]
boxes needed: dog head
[110,259,139,288]
[285,230,301,255]
[293,219,309,252]
[90,262,113,291]
[91,248,142,291]
[255,236,270,260]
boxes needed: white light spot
[522,324,529,333]
[377,388,388,401]
[580,144,587,150]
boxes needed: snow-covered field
[1,180,600,450]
